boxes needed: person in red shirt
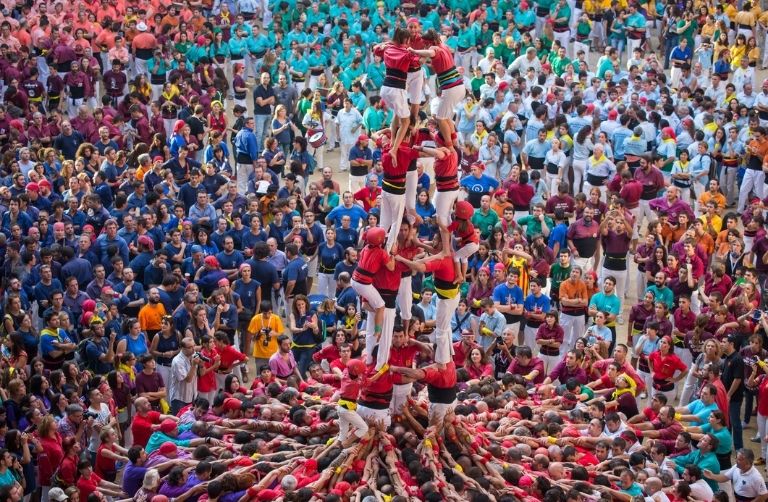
[196,335,221,404]
[323,358,367,447]
[449,201,480,283]
[76,459,124,500]
[213,331,248,388]
[380,130,420,253]
[407,29,465,148]
[130,397,177,448]
[353,173,381,213]
[395,218,422,335]
[372,28,418,158]
[395,231,458,366]
[648,336,689,402]
[351,227,395,355]
[391,360,457,431]
[389,323,432,415]
[414,130,459,229]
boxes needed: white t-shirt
[87,402,112,453]
[722,465,768,499]
[689,479,714,501]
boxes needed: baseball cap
[48,488,68,502]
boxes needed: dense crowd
[1,0,768,501]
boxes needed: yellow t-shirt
[248,314,284,359]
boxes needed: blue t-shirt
[318,243,345,274]
[687,399,719,424]
[492,283,524,306]
[523,293,551,316]
[326,204,368,228]
[233,279,261,312]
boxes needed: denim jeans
[729,398,744,450]
[292,346,316,379]
[254,114,271,152]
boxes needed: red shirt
[353,186,381,211]
[422,361,457,389]
[217,345,247,372]
[452,340,478,367]
[130,410,161,448]
[389,344,420,385]
[38,434,65,485]
[424,255,457,298]
[465,362,493,380]
[77,473,103,501]
[353,245,389,285]
[197,347,219,392]
[648,351,687,380]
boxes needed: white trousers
[738,169,765,212]
[572,159,586,194]
[523,325,538,351]
[390,383,413,415]
[429,400,457,428]
[433,189,460,227]
[353,280,385,310]
[560,312,585,353]
[397,275,413,321]
[405,170,418,213]
[236,162,254,195]
[678,364,699,406]
[540,353,561,375]
[317,273,336,299]
[758,413,767,460]
[337,405,369,441]
[638,199,657,236]
[380,191,406,253]
[134,57,149,79]
[434,295,460,364]
[364,306,396,370]
[553,30,571,57]
[339,142,354,171]
[357,404,391,428]
[349,174,366,194]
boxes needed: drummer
[373,28,419,165]
[407,29,466,149]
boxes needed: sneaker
[752,435,761,443]
[617,315,625,325]
[639,392,647,399]
[756,457,766,466]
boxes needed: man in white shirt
[169,338,200,415]
[703,448,768,502]
[335,98,364,173]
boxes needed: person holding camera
[247,300,284,371]
[168,338,200,415]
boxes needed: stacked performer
[380,127,419,252]
[373,28,420,164]
[414,130,459,229]
[351,227,396,370]
[407,29,466,149]
[395,231,456,367]
[449,201,480,284]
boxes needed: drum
[308,131,327,148]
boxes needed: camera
[84,411,99,420]
[496,336,504,345]
[261,328,272,347]
[193,352,211,363]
